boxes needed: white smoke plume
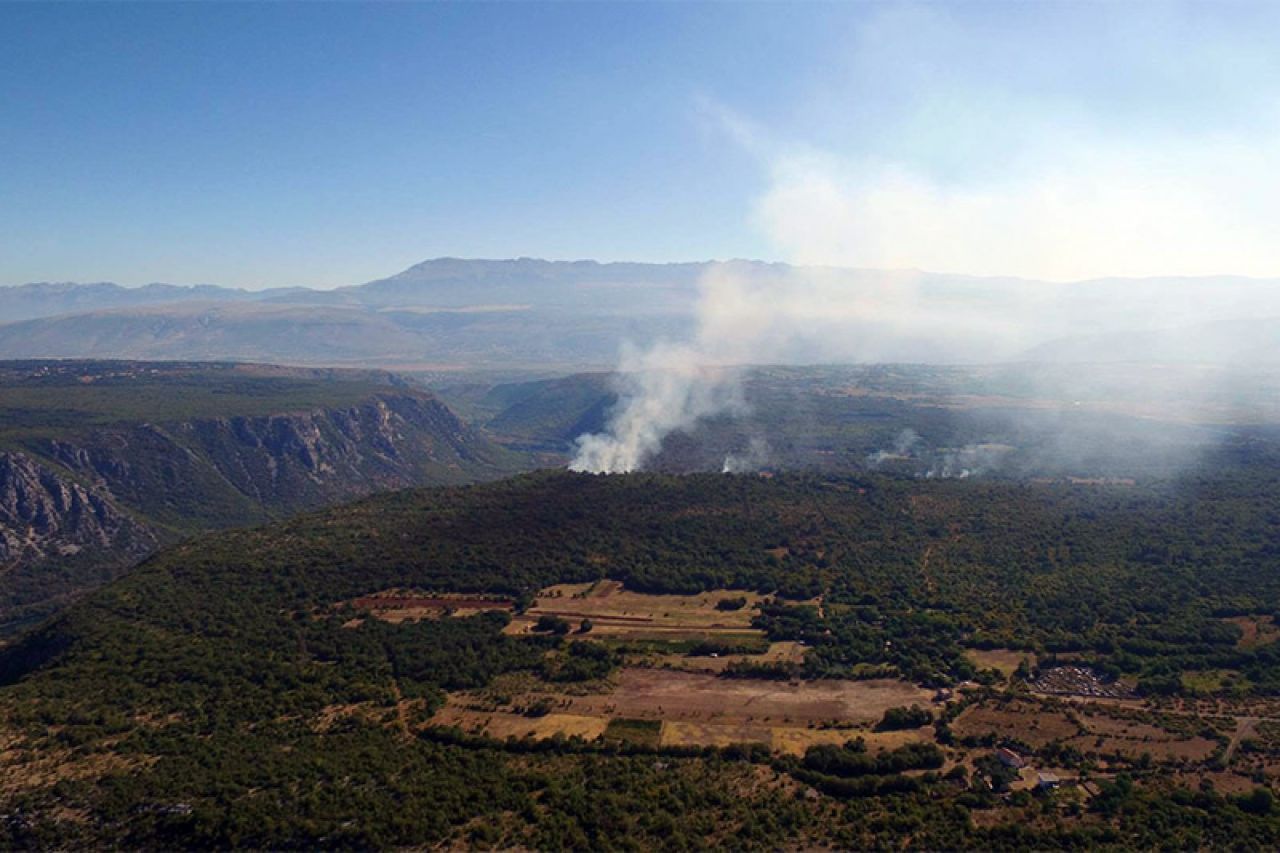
[722,436,771,474]
[923,444,1015,480]
[569,340,746,474]
[866,428,923,468]
[569,263,791,473]
[865,431,1015,479]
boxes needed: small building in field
[1036,771,1061,791]
[996,747,1026,769]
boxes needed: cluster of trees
[541,640,615,683]
[802,740,944,777]
[876,705,934,731]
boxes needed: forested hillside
[3,467,1280,847]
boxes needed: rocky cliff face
[0,452,155,568]
[177,393,494,504]
[0,452,158,635]
[32,392,507,531]
[0,390,521,636]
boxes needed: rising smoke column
[569,266,773,473]
[722,436,771,473]
[568,342,746,473]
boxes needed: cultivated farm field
[433,666,936,754]
[503,580,777,641]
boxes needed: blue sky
[4,2,1280,287]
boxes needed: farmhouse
[1036,771,1061,791]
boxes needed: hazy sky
[4,2,1280,288]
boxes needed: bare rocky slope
[0,452,155,570]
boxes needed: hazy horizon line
[8,255,1280,293]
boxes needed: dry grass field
[954,700,1082,748]
[560,669,932,726]
[1066,732,1220,762]
[955,697,1225,764]
[503,580,773,640]
[965,648,1034,677]
[768,725,935,757]
[431,704,610,741]
[346,590,514,623]
[645,641,807,673]
[660,720,773,749]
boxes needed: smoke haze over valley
[7,258,1280,479]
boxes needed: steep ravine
[0,391,524,637]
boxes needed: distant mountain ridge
[0,280,304,323]
[3,257,728,316]
[1024,315,1280,365]
[5,258,1280,367]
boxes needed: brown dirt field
[432,706,609,741]
[966,648,1034,677]
[1228,615,1280,650]
[510,624,762,644]
[953,703,1081,747]
[1081,715,1187,742]
[767,727,862,755]
[436,713,935,756]
[1171,770,1261,796]
[559,668,933,726]
[431,667,933,751]
[1069,734,1219,762]
[349,590,513,623]
[756,641,808,663]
